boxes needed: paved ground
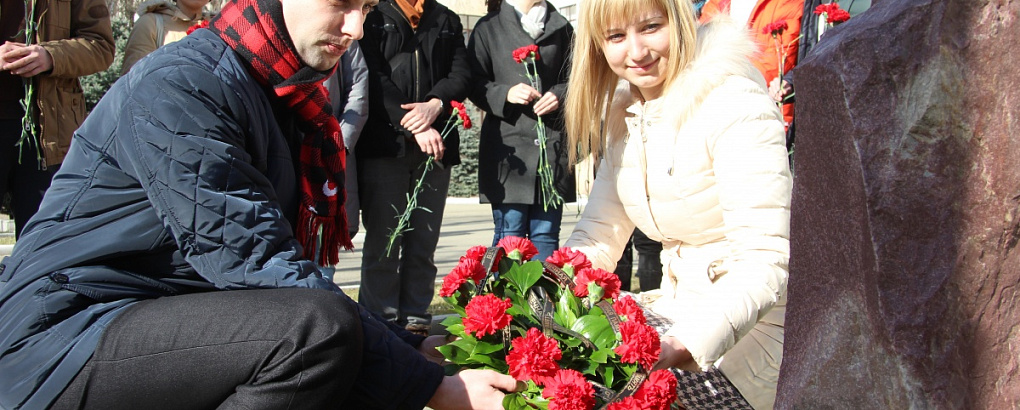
[0,199,588,288]
[331,198,585,288]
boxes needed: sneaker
[405,323,430,337]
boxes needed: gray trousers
[357,150,450,326]
[52,288,364,409]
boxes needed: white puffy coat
[564,18,792,410]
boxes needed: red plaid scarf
[208,0,352,265]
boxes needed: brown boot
[405,323,430,337]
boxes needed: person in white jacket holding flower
[562,0,792,408]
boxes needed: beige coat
[32,0,115,166]
[121,0,213,75]
[564,18,792,410]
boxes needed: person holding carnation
[466,0,576,262]
[563,0,792,408]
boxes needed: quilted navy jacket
[0,30,443,410]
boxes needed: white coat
[564,18,792,410]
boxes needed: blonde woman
[121,0,214,74]
[562,0,792,408]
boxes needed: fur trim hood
[608,16,766,135]
[135,0,213,21]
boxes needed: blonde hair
[564,0,698,165]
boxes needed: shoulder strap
[155,15,166,47]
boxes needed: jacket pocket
[47,0,73,37]
[51,266,178,303]
[54,82,85,149]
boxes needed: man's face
[282,0,377,71]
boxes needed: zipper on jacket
[414,49,421,102]
[385,1,422,103]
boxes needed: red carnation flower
[572,268,621,301]
[613,295,646,325]
[614,321,661,369]
[814,2,851,24]
[762,20,788,36]
[462,294,514,337]
[450,100,473,129]
[546,247,592,274]
[186,20,209,35]
[827,7,851,23]
[497,236,539,261]
[439,270,466,297]
[512,44,540,63]
[439,258,488,297]
[631,369,678,410]
[460,245,488,264]
[541,369,596,410]
[605,396,640,410]
[507,328,562,384]
[813,3,836,15]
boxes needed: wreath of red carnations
[438,237,679,410]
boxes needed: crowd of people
[0,0,864,408]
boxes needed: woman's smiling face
[601,7,671,100]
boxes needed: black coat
[467,4,576,205]
[0,31,442,410]
[357,0,471,168]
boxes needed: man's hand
[532,91,559,116]
[426,369,517,410]
[506,83,541,106]
[1,42,53,77]
[400,98,443,134]
[413,127,445,160]
[418,335,448,364]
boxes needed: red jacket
[700,0,803,126]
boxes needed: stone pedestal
[779,0,1020,408]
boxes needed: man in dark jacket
[356,0,471,335]
[0,0,514,408]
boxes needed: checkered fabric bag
[639,297,754,410]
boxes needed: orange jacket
[700,0,803,126]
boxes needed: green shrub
[449,101,481,198]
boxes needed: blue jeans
[358,151,450,326]
[491,204,563,262]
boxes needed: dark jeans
[51,288,363,410]
[358,151,450,326]
[490,203,563,262]
[0,118,59,238]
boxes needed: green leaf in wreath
[554,290,579,328]
[437,343,472,365]
[503,393,527,410]
[503,260,544,293]
[467,352,508,372]
[571,315,611,342]
[471,339,505,356]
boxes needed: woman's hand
[426,369,518,410]
[532,92,560,116]
[654,335,697,372]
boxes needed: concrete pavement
[331,198,585,288]
[0,199,589,289]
